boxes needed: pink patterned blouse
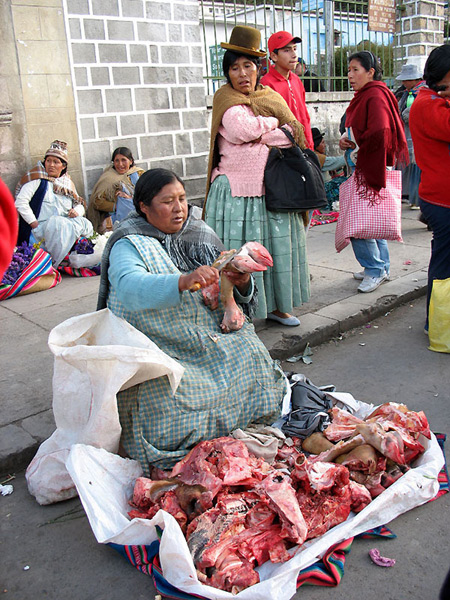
[211,104,293,197]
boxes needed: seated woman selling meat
[15,140,93,267]
[97,168,285,473]
[87,147,144,233]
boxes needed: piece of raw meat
[323,407,364,441]
[171,438,255,499]
[201,280,220,310]
[295,461,352,539]
[201,242,273,333]
[348,480,372,512]
[219,272,246,333]
[380,423,425,464]
[366,402,430,439]
[209,551,260,594]
[238,524,291,565]
[256,472,308,544]
[355,423,406,465]
[309,433,366,463]
[159,490,188,532]
[335,444,379,474]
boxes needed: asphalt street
[1,296,448,600]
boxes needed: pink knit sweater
[211,105,292,197]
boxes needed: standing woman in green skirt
[203,25,310,327]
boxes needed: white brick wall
[63,0,209,202]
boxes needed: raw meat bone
[131,477,209,518]
[335,444,379,474]
[202,242,273,333]
[355,423,406,465]
[310,434,366,463]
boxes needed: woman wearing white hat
[396,64,426,209]
[15,140,93,266]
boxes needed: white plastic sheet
[25,309,184,505]
[66,421,444,600]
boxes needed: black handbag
[264,127,328,212]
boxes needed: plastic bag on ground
[428,277,450,353]
[68,233,112,268]
[25,308,184,505]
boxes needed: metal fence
[199,0,397,95]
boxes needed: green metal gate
[199,0,399,94]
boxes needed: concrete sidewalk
[0,206,431,475]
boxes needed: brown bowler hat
[221,25,266,58]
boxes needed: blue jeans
[351,238,390,278]
[419,198,450,323]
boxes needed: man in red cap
[260,31,313,149]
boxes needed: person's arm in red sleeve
[0,177,18,280]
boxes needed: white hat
[395,64,423,81]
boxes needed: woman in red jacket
[409,44,450,332]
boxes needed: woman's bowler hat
[221,25,266,58]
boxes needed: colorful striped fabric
[58,264,100,277]
[356,525,396,539]
[0,248,61,300]
[310,210,340,227]
[296,537,354,588]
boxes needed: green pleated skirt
[205,175,310,319]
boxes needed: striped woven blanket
[0,248,61,301]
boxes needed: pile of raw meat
[128,402,430,594]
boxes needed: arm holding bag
[264,127,328,212]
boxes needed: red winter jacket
[410,87,450,208]
[0,177,18,280]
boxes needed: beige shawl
[204,83,307,209]
[87,165,144,233]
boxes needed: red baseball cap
[268,31,302,53]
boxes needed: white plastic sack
[66,418,444,600]
[26,308,184,505]
[68,232,112,268]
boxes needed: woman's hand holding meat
[179,265,219,292]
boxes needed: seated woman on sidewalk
[87,147,144,233]
[97,168,285,472]
[15,140,93,267]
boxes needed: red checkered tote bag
[335,170,403,253]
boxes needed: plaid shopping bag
[335,171,403,253]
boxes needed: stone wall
[1,0,82,194]
[0,1,29,192]
[394,0,446,73]
[64,0,210,203]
